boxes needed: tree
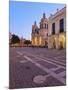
[11,34,20,44]
[24,40,31,46]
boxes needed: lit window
[35,37,37,45]
[39,37,42,45]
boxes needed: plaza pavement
[9,47,66,89]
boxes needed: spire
[57,8,59,12]
[43,13,46,19]
[34,21,36,25]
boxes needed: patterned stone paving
[9,47,66,89]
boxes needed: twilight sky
[9,1,65,40]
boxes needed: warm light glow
[32,39,33,45]
[59,35,65,48]
[59,35,65,42]
[35,37,37,45]
[39,37,42,45]
[32,38,34,45]
[54,37,56,40]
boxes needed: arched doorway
[59,35,65,49]
[45,40,48,47]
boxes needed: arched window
[47,24,48,29]
[59,18,64,33]
[52,23,55,35]
[45,24,46,28]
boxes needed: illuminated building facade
[48,7,66,49]
[31,13,48,47]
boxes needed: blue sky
[9,1,65,40]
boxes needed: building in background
[31,13,48,47]
[48,7,66,49]
[31,21,39,46]
[20,37,25,47]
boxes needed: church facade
[31,7,66,49]
[31,13,48,47]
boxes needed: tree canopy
[11,34,20,44]
[24,40,31,46]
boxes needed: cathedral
[31,13,48,47]
[31,6,66,49]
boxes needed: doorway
[59,35,65,49]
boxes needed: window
[35,29,37,32]
[45,24,46,29]
[60,19,64,33]
[34,29,39,34]
[37,30,39,34]
[52,23,55,35]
